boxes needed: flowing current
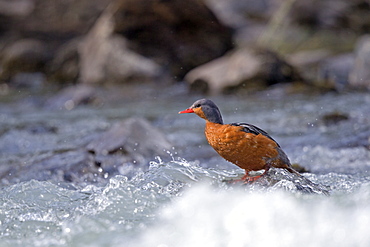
[0,89,370,246]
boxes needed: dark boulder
[0,39,51,81]
[113,0,233,78]
[0,0,111,36]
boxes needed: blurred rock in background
[0,0,370,95]
[349,35,370,90]
[113,0,233,79]
[186,47,301,94]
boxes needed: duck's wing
[230,122,280,147]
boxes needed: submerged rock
[45,85,99,110]
[0,117,173,186]
[0,150,101,186]
[87,118,172,158]
[85,117,173,180]
[85,116,173,180]
[321,112,349,126]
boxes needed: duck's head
[179,99,223,124]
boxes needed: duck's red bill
[178,108,194,114]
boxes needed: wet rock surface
[87,117,172,157]
[45,85,99,110]
[0,101,173,186]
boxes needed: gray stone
[45,85,98,110]
[349,35,370,90]
[78,4,162,84]
[87,118,172,158]
[185,48,300,94]
[319,53,354,90]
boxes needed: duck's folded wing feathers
[230,122,280,147]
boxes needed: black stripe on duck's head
[179,99,223,124]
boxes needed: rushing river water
[0,86,370,246]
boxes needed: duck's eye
[194,104,201,108]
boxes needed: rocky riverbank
[1,0,370,99]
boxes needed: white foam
[137,182,370,247]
